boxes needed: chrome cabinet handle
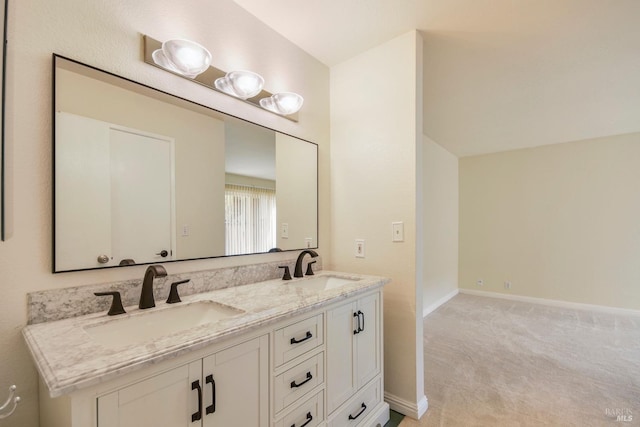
[97,254,110,264]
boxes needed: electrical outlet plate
[355,239,365,258]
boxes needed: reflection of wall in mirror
[56,67,225,263]
[276,134,318,250]
[225,174,275,190]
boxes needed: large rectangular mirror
[53,55,317,272]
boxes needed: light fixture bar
[143,35,298,122]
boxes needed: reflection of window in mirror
[224,184,276,255]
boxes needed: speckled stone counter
[27,257,323,324]
[23,271,388,398]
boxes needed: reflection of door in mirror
[55,113,176,271]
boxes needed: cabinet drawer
[275,314,324,367]
[275,390,324,427]
[328,378,381,427]
[275,352,324,413]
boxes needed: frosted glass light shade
[214,70,264,99]
[160,39,212,78]
[152,49,185,75]
[259,92,304,115]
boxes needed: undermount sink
[289,275,359,291]
[84,301,244,348]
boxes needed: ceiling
[233,0,640,157]
[226,121,276,181]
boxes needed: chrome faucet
[294,250,318,278]
[139,264,167,309]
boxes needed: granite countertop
[23,271,389,398]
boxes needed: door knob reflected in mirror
[156,250,168,258]
[97,255,110,264]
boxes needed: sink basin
[289,275,359,292]
[84,301,244,348]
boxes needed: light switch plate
[281,223,289,239]
[392,221,404,242]
[305,237,313,248]
[355,239,365,258]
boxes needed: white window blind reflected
[225,184,277,255]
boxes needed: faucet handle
[279,266,292,280]
[305,260,317,276]
[94,291,126,316]
[166,279,190,304]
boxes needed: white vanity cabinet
[35,284,388,427]
[96,334,268,427]
[326,292,381,423]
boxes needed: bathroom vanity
[24,271,390,427]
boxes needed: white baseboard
[423,289,459,317]
[459,289,640,317]
[384,392,428,420]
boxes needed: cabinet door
[97,361,201,427]
[326,301,357,413]
[355,292,380,388]
[202,335,269,427]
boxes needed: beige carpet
[400,294,640,427]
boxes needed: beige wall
[1,0,329,425]
[422,136,458,313]
[459,132,640,310]
[330,31,426,417]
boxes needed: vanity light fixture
[214,70,264,100]
[154,39,212,79]
[259,92,304,115]
[143,35,301,121]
